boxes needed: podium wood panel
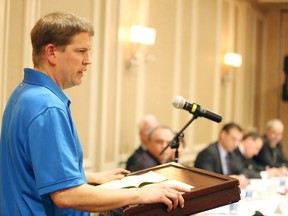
[103,162,240,216]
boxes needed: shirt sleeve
[26,107,85,195]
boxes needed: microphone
[172,96,222,123]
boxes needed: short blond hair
[30,12,94,67]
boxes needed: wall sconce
[222,52,242,83]
[224,52,242,67]
[127,25,156,71]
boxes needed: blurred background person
[232,132,264,179]
[126,125,174,172]
[194,122,243,175]
[234,131,285,179]
[194,122,248,188]
[253,119,288,172]
[126,115,158,170]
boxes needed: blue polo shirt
[0,68,89,215]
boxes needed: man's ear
[45,44,56,64]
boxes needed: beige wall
[260,10,288,155]
[1,0,286,171]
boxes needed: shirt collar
[218,143,229,158]
[238,144,245,155]
[23,68,71,107]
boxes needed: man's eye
[77,49,87,53]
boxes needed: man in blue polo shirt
[0,12,190,215]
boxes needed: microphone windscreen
[172,96,186,109]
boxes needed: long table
[195,176,288,215]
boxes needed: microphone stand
[160,114,199,163]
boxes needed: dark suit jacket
[194,142,241,175]
[253,137,288,168]
[194,142,224,174]
[126,146,146,171]
[125,150,162,172]
[233,147,263,178]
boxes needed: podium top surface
[131,162,239,197]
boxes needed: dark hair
[221,122,243,133]
[31,11,94,67]
[242,131,261,141]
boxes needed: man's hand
[138,183,191,212]
[86,169,130,184]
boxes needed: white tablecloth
[194,177,288,216]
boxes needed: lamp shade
[129,25,156,45]
[224,52,242,67]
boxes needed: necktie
[225,153,231,175]
[272,148,277,163]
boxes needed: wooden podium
[103,162,240,216]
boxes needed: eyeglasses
[151,139,171,145]
[269,130,282,138]
[227,133,242,143]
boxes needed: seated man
[234,131,284,179]
[194,122,248,187]
[126,115,158,170]
[253,119,288,169]
[194,122,243,175]
[232,132,264,179]
[126,125,175,172]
